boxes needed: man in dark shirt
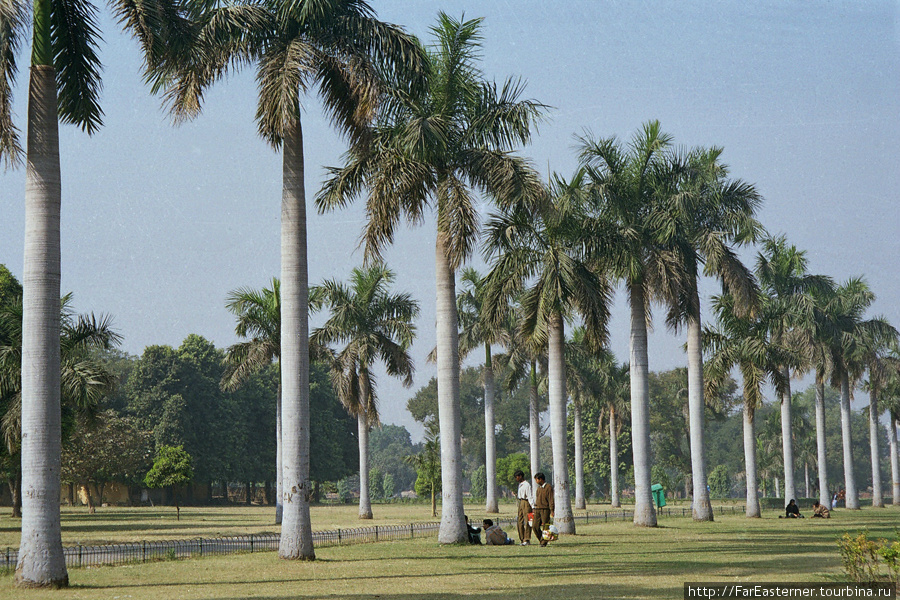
[533,472,554,546]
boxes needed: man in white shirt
[514,470,534,545]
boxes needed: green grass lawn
[0,499,735,547]
[2,505,896,600]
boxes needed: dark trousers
[517,499,532,542]
[533,508,551,545]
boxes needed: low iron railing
[0,504,745,570]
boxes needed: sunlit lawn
[0,499,736,547]
[2,505,896,600]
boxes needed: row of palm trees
[3,0,895,587]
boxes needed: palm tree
[858,325,899,507]
[453,268,511,514]
[222,279,282,522]
[0,0,171,584]
[317,13,544,543]
[657,146,763,521]
[566,328,619,509]
[579,121,686,527]
[705,292,790,517]
[598,360,630,507]
[819,279,895,509]
[883,374,900,505]
[155,0,423,559]
[0,292,120,520]
[310,263,418,520]
[483,172,613,534]
[756,235,832,508]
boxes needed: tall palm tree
[156,0,423,559]
[0,0,171,585]
[222,279,282,522]
[705,292,790,517]
[453,267,511,514]
[317,13,544,543]
[579,121,686,527]
[483,172,613,534]
[883,374,900,505]
[566,328,619,509]
[658,146,763,521]
[819,279,895,509]
[858,326,899,508]
[0,292,120,519]
[756,235,832,507]
[598,360,629,507]
[310,263,418,520]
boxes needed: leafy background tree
[144,445,194,520]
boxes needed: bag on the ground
[527,512,534,527]
[541,523,559,542]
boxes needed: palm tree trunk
[483,345,499,513]
[573,400,585,509]
[15,56,68,588]
[547,311,574,533]
[435,232,466,544]
[357,408,373,519]
[815,378,829,508]
[780,369,795,505]
[529,361,540,482]
[686,308,712,521]
[609,407,620,508]
[869,389,883,507]
[805,462,810,498]
[276,380,283,524]
[890,415,900,506]
[839,370,859,509]
[278,116,315,560]
[743,404,760,518]
[628,283,656,527]
[774,477,780,499]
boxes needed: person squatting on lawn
[515,470,534,545]
[812,501,830,518]
[533,472,554,547]
[483,519,515,545]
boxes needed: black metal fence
[0,504,745,570]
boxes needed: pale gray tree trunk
[774,477,780,499]
[483,345,499,513]
[609,407,620,508]
[805,463,810,498]
[574,400,585,509]
[16,65,68,589]
[529,361,540,482]
[743,404,760,517]
[547,312,574,533]
[780,369,795,506]
[890,416,900,506]
[276,382,282,524]
[278,118,315,559]
[839,371,859,509]
[357,409,373,519]
[435,233,466,543]
[686,309,712,521]
[815,379,829,508]
[628,283,656,526]
[869,389,883,507]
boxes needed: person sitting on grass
[812,501,830,518]
[483,519,514,545]
[465,515,481,544]
[785,499,803,518]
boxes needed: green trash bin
[651,483,666,508]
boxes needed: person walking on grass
[515,470,535,545]
[533,472,554,546]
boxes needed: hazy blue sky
[1,1,898,438]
